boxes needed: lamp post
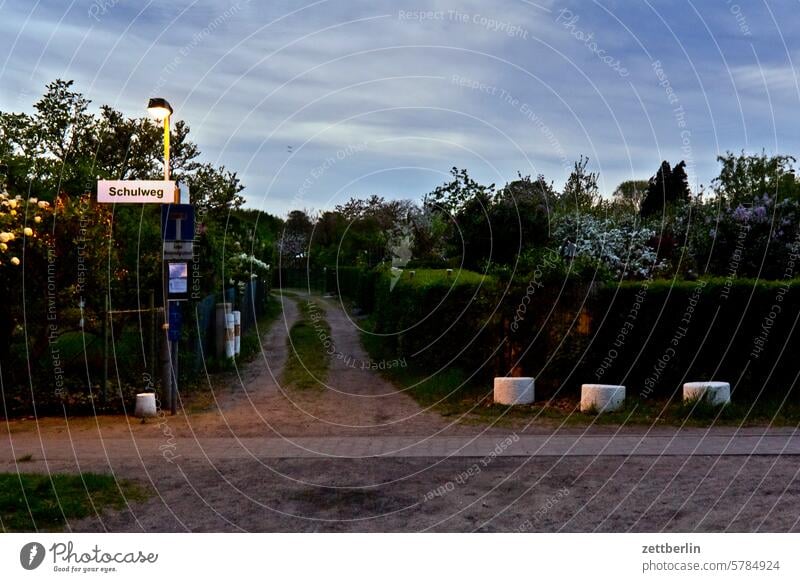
[148,97,178,414]
[147,97,178,203]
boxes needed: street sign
[168,302,182,341]
[166,260,189,300]
[161,204,195,241]
[97,180,176,204]
[163,240,194,260]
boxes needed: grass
[281,298,331,390]
[389,268,494,289]
[0,473,148,532]
[360,317,800,427]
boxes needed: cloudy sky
[1,0,798,216]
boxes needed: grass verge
[281,297,331,390]
[0,473,148,532]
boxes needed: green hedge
[579,278,800,401]
[366,269,800,403]
[371,269,499,371]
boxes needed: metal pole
[161,320,172,413]
[102,294,109,404]
[149,289,155,379]
[171,337,178,415]
[163,115,170,181]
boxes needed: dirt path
[265,293,470,436]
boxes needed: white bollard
[134,393,157,418]
[494,377,535,405]
[225,313,236,359]
[215,302,232,357]
[683,381,730,406]
[233,310,241,355]
[581,384,626,413]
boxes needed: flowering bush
[0,189,52,269]
[554,214,668,279]
[227,252,270,285]
[685,193,800,278]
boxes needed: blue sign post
[168,302,182,341]
[161,203,195,415]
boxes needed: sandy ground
[3,292,800,532]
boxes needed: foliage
[640,160,691,217]
[371,268,498,370]
[713,151,799,205]
[555,214,668,279]
[560,155,599,214]
[612,179,649,213]
[0,79,281,416]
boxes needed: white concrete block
[581,384,625,413]
[134,393,157,418]
[683,381,731,406]
[494,377,535,405]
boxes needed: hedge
[580,278,800,402]
[366,269,800,403]
[371,269,500,371]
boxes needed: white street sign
[97,180,176,204]
[163,240,195,260]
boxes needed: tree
[490,173,553,264]
[560,156,598,214]
[612,179,649,213]
[640,160,691,217]
[279,210,313,265]
[1,80,205,201]
[186,163,244,213]
[424,167,495,215]
[668,161,691,204]
[712,151,799,205]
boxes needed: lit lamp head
[147,97,173,120]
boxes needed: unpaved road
[3,292,800,532]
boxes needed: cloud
[2,0,800,216]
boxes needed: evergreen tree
[668,160,691,204]
[640,160,691,217]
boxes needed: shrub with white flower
[555,214,668,279]
[226,251,270,287]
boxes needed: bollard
[134,393,157,418]
[581,384,626,413]
[683,381,730,406]
[225,313,236,359]
[493,377,535,405]
[215,302,232,358]
[233,310,241,355]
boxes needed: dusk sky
[1,0,798,217]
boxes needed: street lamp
[147,97,178,414]
[147,98,176,202]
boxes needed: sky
[1,0,799,217]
